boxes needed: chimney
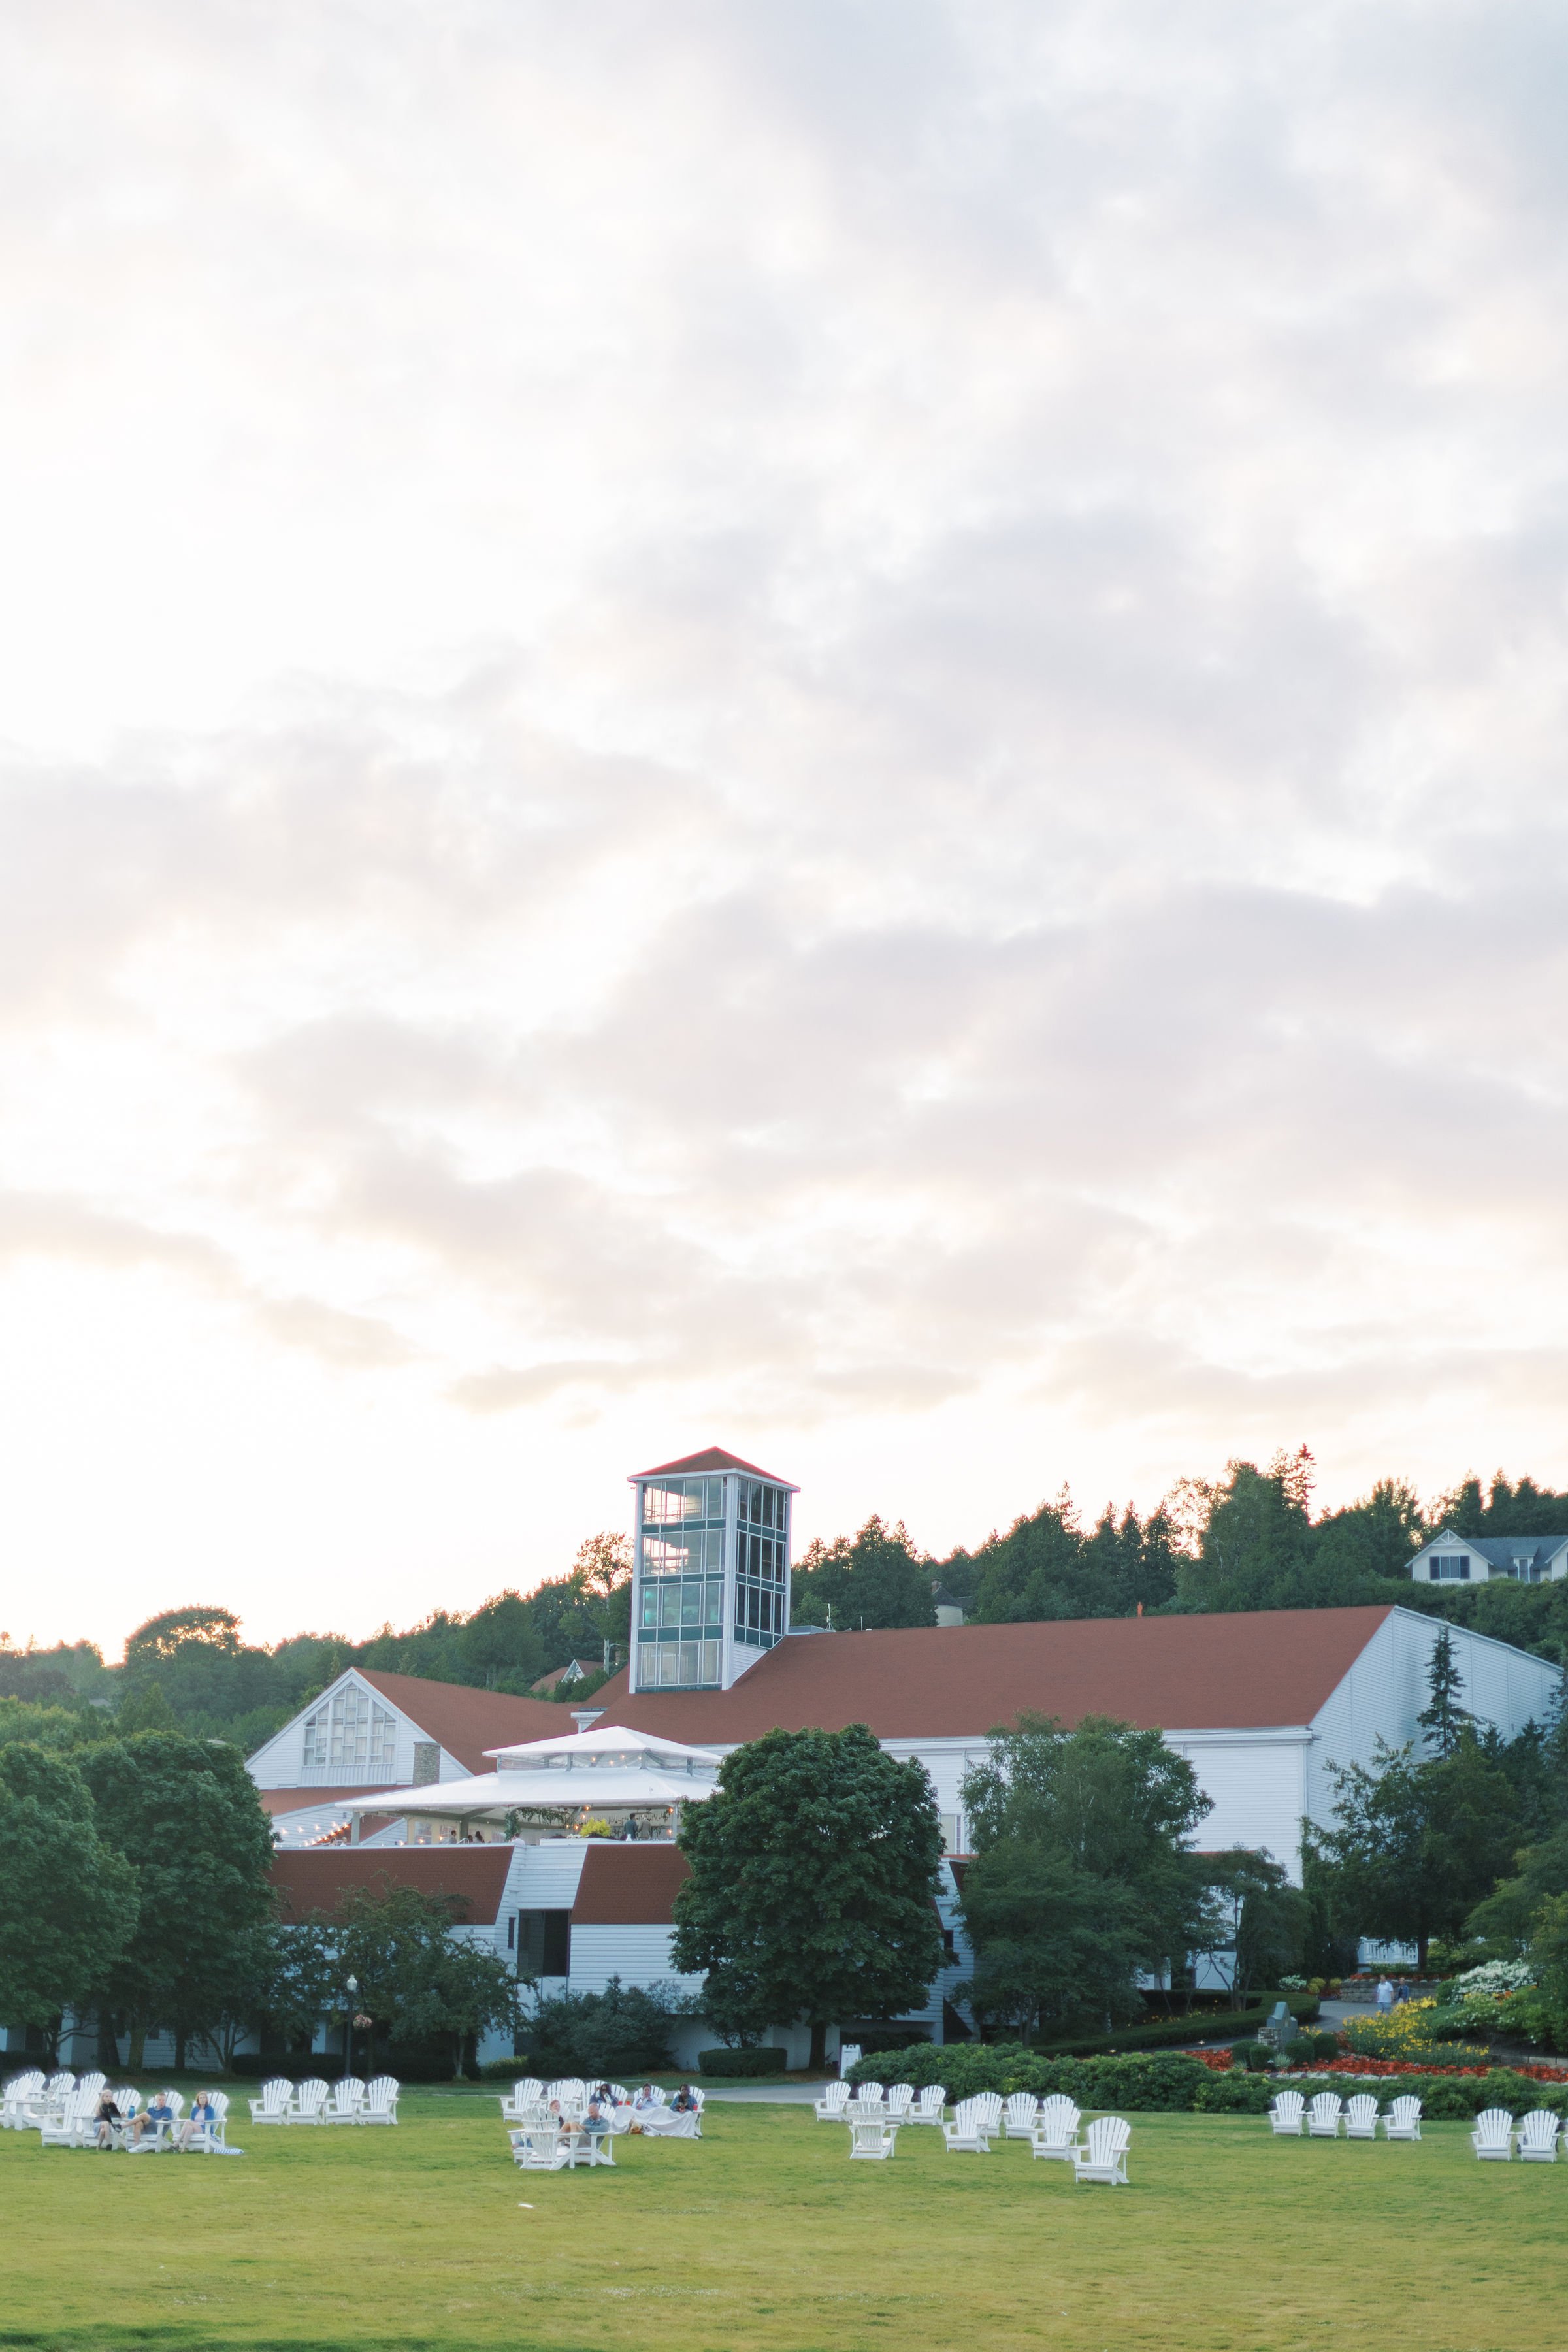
[571,1708,605,1734]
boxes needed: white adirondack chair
[848,2117,899,2159]
[1030,2101,1080,2161]
[886,2084,915,2120]
[39,2090,97,2149]
[1307,2093,1343,2138]
[75,2072,106,2102]
[248,2078,293,2125]
[1073,2115,1132,2185]
[1268,2090,1305,2136]
[323,2078,365,2124]
[906,2085,947,2126]
[814,2080,851,2121]
[510,2126,571,2172]
[1471,2108,1514,2161]
[363,2076,400,2124]
[2,2070,44,2129]
[500,2078,543,2124]
[289,2078,331,2125]
[839,2042,863,2078]
[1516,2109,1560,2162]
[973,2091,1004,2138]
[1344,2095,1379,2140]
[606,2085,631,2108]
[1004,2092,1039,2140]
[856,2080,885,2108]
[941,2097,992,2154]
[1383,2095,1422,2141]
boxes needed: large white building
[240,1450,1565,2063]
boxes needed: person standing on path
[1376,1976,1394,2014]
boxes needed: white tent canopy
[483,1724,719,1772]
[355,1765,719,1818]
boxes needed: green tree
[791,1517,936,1630]
[1309,1479,1424,1589]
[78,1732,276,2068]
[1316,1734,1521,1968]
[958,1714,1214,2039]
[671,1725,944,2070]
[1172,1454,1316,1612]
[0,1744,138,2054]
[1418,1627,1469,1758]
[123,1605,242,1671]
[115,1680,179,1735]
[1199,1849,1310,1999]
[323,1881,522,2075]
[1467,1823,1568,1953]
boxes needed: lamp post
[344,1974,359,2080]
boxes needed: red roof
[256,1785,404,1818]
[355,1669,565,1772]
[269,1845,513,1924]
[596,1608,1397,1742]
[572,1842,691,1926]
[630,1446,798,1489]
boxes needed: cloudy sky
[4,0,1567,1655]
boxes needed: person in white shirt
[1375,1976,1394,2014]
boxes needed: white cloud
[1,0,1566,1644]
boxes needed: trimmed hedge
[846,2044,1568,2120]
[697,2047,790,2078]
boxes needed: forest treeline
[4,1455,1567,1757]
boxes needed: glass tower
[629,1446,798,1693]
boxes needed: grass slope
[1,2091,1561,2352]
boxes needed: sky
[4,0,1568,1658]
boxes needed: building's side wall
[1305,1610,1563,1830]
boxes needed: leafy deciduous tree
[958,1714,1213,2039]
[672,1725,945,2070]
[0,1744,138,2053]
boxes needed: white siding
[568,1924,703,1999]
[1305,1609,1562,1831]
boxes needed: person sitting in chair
[94,2090,125,2149]
[582,2092,611,2141]
[670,2084,699,2115]
[629,2084,658,2134]
[179,2091,218,2150]
[132,2089,176,2144]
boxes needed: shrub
[1284,2037,1318,2067]
[1313,2031,1339,2061]
[518,1977,692,2078]
[1194,2071,1277,2114]
[1239,2042,1273,2074]
[697,2047,789,2078]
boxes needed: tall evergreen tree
[1418,1627,1469,1758]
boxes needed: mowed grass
[1,2091,1563,2352]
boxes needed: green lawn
[1,2091,1561,2352]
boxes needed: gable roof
[596,1607,1400,1743]
[269,1844,512,1925]
[571,1842,691,1926]
[355,1669,566,1773]
[630,1446,798,1488]
[1420,1531,1568,1567]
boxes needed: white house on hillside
[1408,1529,1568,1585]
